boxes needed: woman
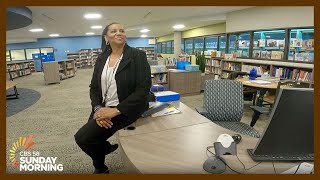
[74,22,151,174]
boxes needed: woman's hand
[96,118,113,129]
[94,107,120,121]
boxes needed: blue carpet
[6,88,41,117]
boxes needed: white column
[174,31,182,57]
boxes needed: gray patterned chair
[196,79,260,138]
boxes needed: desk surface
[118,102,301,174]
[236,77,278,89]
[119,103,210,137]
[6,80,17,90]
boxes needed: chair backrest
[204,79,244,122]
[227,71,249,80]
[274,80,310,100]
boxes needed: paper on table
[151,104,181,117]
[250,80,272,85]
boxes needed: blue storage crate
[185,64,200,72]
[154,91,180,102]
[176,61,191,70]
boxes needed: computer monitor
[248,88,314,161]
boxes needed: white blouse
[101,54,123,107]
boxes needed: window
[253,30,285,60]
[219,35,226,52]
[194,37,204,53]
[10,49,26,61]
[157,43,162,53]
[184,38,193,55]
[166,41,172,54]
[6,50,10,61]
[26,48,41,60]
[289,28,314,62]
[205,36,218,51]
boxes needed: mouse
[232,134,242,144]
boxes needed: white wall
[226,6,314,32]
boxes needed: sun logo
[9,134,35,168]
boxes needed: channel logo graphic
[9,134,64,172]
[9,134,35,168]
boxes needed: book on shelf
[271,51,283,60]
[260,51,267,59]
[224,53,237,60]
[290,38,302,47]
[253,50,261,58]
[277,40,285,48]
[258,39,266,47]
[266,39,277,47]
[253,41,259,48]
[266,51,272,59]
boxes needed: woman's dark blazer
[89,43,152,122]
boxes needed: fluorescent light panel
[173,24,185,29]
[91,25,102,29]
[49,34,59,37]
[86,32,95,35]
[141,34,147,38]
[84,13,102,19]
[29,28,43,32]
[140,29,150,33]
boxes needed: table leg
[250,89,267,127]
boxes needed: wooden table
[236,77,278,106]
[117,102,300,174]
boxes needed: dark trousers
[74,113,134,168]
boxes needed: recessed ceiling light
[140,29,150,33]
[49,34,59,37]
[86,32,95,35]
[91,25,102,29]
[29,28,43,32]
[84,13,102,19]
[173,24,185,29]
[141,34,148,38]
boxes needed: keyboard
[247,149,314,161]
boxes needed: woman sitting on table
[74,22,152,174]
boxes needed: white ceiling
[6,6,253,44]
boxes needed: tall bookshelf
[90,48,102,67]
[58,59,76,80]
[137,47,155,60]
[79,49,91,68]
[218,58,314,87]
[67,53,80,69]
[6,60,33,79]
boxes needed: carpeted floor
[6,88,41,117]
[6,69,269,174]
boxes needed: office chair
[6,69,19,99]
[250,80,309,127]
[227,71,257,102]
[196,79,260,138]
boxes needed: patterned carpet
[6,88,41,117]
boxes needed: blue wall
[6,36,155,60]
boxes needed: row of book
[271,67,312,82]
[205,67,221,74]
[288,52,314,62]
[253,39,285,48]
[205,59,221,67]
[252,50,284,60]
[7,63,30,71]
[290,38,314,49]
[242,65,268,75]
[223,62,241,71]
[235,50,249,58]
